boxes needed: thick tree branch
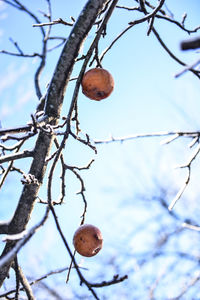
[0,150,34,164]
[0,0,109,287]
[181,36,200,50]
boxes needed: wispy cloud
[0,104,11,119]
[0,2,7,42]
[16,88,35,108]
[0,63,28,95]
[0,2,7,11]
[0,12,7,20]
[0,62,35,123]
[0,2,7,20]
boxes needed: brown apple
[81,68,114,101]
[73,224,103,257]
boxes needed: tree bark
[0,0,109,287]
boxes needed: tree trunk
[0,0,109,287]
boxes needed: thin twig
[100,0,165,61]
[90,274,128,288]
[17,265,35,300]
[169,143,200,210]
[175,59,200,78]
[0,265,88,298]
[182,223,200,231]
[94,130,200,144]
[168,166,191,211]
[0,50,42,58]
[33,18,74,27]
[14,257,20,300]
[0,207,49,269]
[152,27,200,79]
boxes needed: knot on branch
[21,173,39,186]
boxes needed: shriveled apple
[73,224,103,257]
[81,68,114,101]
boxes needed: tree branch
[0,0,110,287]
[94,130,200,144]
[181,36,200,50]
[17,264,35,300]
[0,150,34,164]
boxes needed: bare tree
[0,0,200,299]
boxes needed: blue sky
[0,0,199,236]
[0,0,200,297]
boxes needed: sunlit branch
[13,257,20,299]
[94,130,200,144]
[0,125,32,137]
[0,265,88,298]
[0,139,26,189]
[65,164,88,223]
[0,50,41,57]
[169,143,200,210]
[66,250,76,283]
[0,150,34,164]
[90,274,128,288]
[116,5,139,11]
[53,138,66,204]
[168,166,191,211]
[16,264,35,300]
[0,161,14,190]
[135,0,200,79]
[182,223,200,232]
[66,0,120,132]
[0,207,49,269]
[155,14,200,35]
[70,131,97,153]
[33,17,74,27]
[100,0,165,61]
[175,58,200,78]
[129,0,165,26]
[160,133,179,145]
[152,27,200,79]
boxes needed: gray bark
[0,0,109,287]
